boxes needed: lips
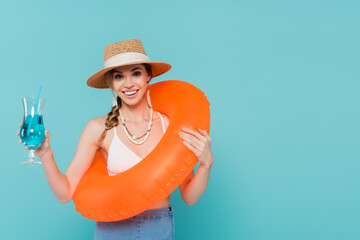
[122,89,139,97]
[122,89,138,93]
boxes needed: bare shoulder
[77,116,107,149]
[85,116,106,134]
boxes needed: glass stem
[29,150,35,162]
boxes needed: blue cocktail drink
[20,114,45,150]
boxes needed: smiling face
[110,64,151,106]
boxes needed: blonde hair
[96,63,153,146]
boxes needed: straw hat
[87,39,172,89]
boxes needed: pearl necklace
[118,89,153,145]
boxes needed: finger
[19,139,22,144]
[198,128,208,136]
[183,140,201,157]
[179,132,204,150]
[17,130,20,135]
[19,122,22,127]
[199,129,211,141]
[44,130,50,139]
[182,127,206,142]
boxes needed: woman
[17,39,214,239]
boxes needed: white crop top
[107,112,166,176]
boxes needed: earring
[112,91,117,107]
[112,96,117,107]
[147,89,152,108]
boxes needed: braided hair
[96,63,153,146]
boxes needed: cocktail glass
[20,97,45,164]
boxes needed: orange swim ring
[72,80,210,222]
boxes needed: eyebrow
[113,67,142,74]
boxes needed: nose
[123,75,135,87]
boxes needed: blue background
[2,0,360,239]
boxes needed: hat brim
[87,61,172,89]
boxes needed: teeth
[124,90,137,95]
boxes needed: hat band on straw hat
[103,52,151,68]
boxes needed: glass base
[22,160,42,164]
[22,149,42,165]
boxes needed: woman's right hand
[17,122,53,159]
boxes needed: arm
[179,163,212,206]
[178,127,213,206]
[162,115,214,206]
[162,114,213,206]
[38,118,102,203]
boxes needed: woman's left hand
[178,127,213,169]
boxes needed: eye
[114,74,123,79]
[133,71,141,76]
